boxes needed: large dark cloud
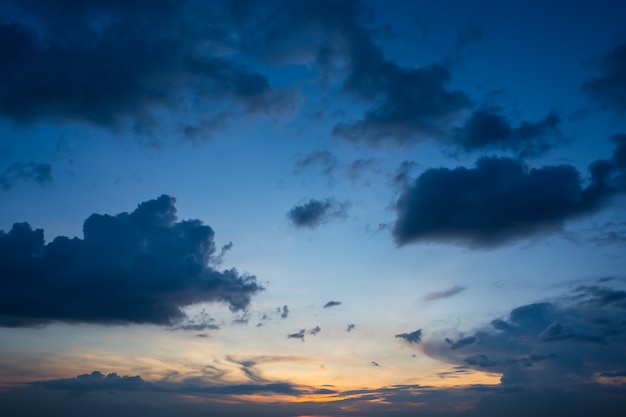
[393,135,626,247]
[0,195,262,327]
[287,198,347,229]
[453,107,563,157]
[423,282,626,389]
[0,0,297,136]
[582,42,626,114]
[1,161,51,190]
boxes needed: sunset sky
[1,1,626,416]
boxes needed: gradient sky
[1,1,626,416]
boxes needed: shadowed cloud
[393,135,626,247]
[323,300,342,309]
[582,42,626,114]
[0,195,262,327]
[423,285,466,301]
[287,199,348,229]
[1,161,51,190]
[395,329,423,344]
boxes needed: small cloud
[346,323,356,332]
[1,161,52,191]
[371,361,380,367]
[278,305,289,319]
[287,329,305,342]
[423,285,467,301]
[445,336,478,350]
[309,326,321,336]
[324,301,342,309]
[287,198,348,229]
[396,329,423,344]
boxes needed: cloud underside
[582,42,626,114]
[393,135,626,247]
[424,283,626,389]
[0,195,262,327]
[287,199,347,229]
[0,0,298,138]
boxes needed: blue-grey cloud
[279,305,289,319]
[347,323,356,332]
[323,300,342,309]
[394,134,626,247]
[29,371,146,392]
[287,329,305,341]
[582,42,626,114]
[1,161,51,190]
[395,329,423,344]
[0,195,262,327]
[423,285,466,301]
[0,0,297,137]
[453,107,563,157]
[308,326,321,336]
[424,283,626,389]
[287,198,348,229]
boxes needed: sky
[1,0,626,416]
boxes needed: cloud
[453,107,563,157]
[371,361,380,367]
[293,151,338,178]
[1,161,52,190]
[287,199,348,229]
[323,300,342,309]
[236,0,470,147]
[334,62,471,146]
[423,283,626,389]
[0,0,298,136]
[393,136,626,247]
[423,285,466,301]
[395,329,423,344]
[308,326,321,336]
[287,329,306,342]
[346,323,356,332]
[0,195,263,327]
[445,336,478,350]
[279,305,289,319]
[29,371,146,392]
[582,42,626,114]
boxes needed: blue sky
[1,1,626,416]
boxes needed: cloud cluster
[0,195,262,327]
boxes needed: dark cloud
[395,329,423,344]
[371,361,380,367]
[308,326,321,336]
[423,285,466,301]
[347,323,356,332]
[334,62,471,146]
[582,42,626,114]
[236,0,470,147]
[279,305,289,319]
[287,329,305,342]
[323,300,342,309]
[423,284,626,389]
[293,150,338,178]
[29,371,146,392]
[453,107,563,157]
[287,198,348,229]
[445,336,478,350]
[1,161,51,190]
[0,195,262,327]
[393,143,626,247]
[0,0,297,136]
